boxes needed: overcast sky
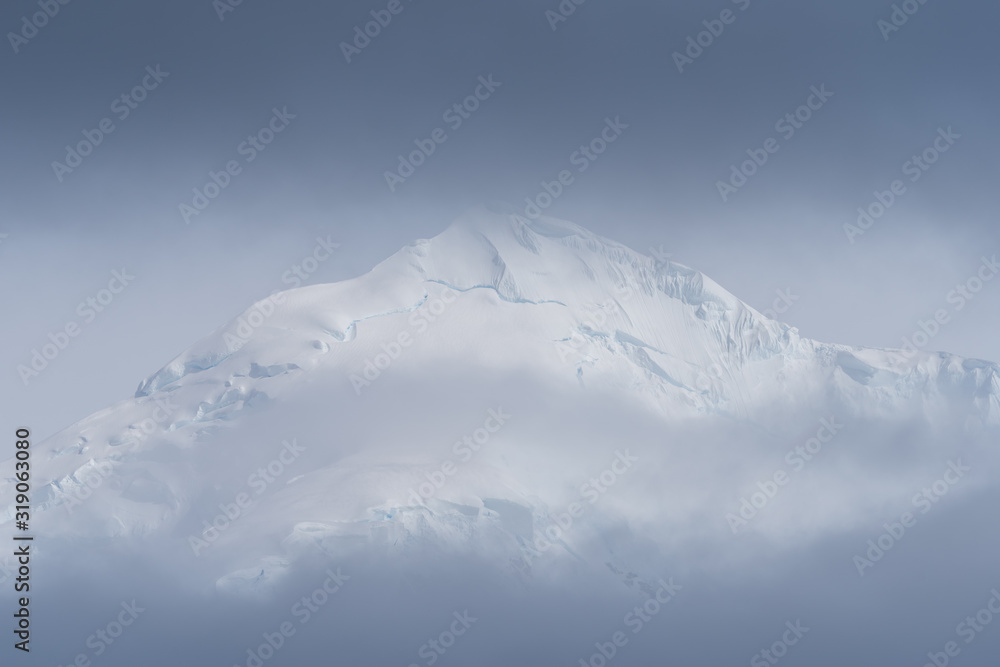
[3,3,1000,665]
[2,0,998,439]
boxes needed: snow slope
[5,208,998,588]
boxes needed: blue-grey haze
[1,1,998,664]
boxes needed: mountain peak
[100,210,995,443]
[9,211,999,594]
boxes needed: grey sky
[1,15,998,665]
[4,0,997,440]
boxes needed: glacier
[2,208,998,592]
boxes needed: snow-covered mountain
[5,209,998,591]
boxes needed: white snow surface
[4,209,998,587]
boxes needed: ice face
[4,209,997,585]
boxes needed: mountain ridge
[3,210,997,588]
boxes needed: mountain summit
[112,208,999,432]
[8,210,998,590]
